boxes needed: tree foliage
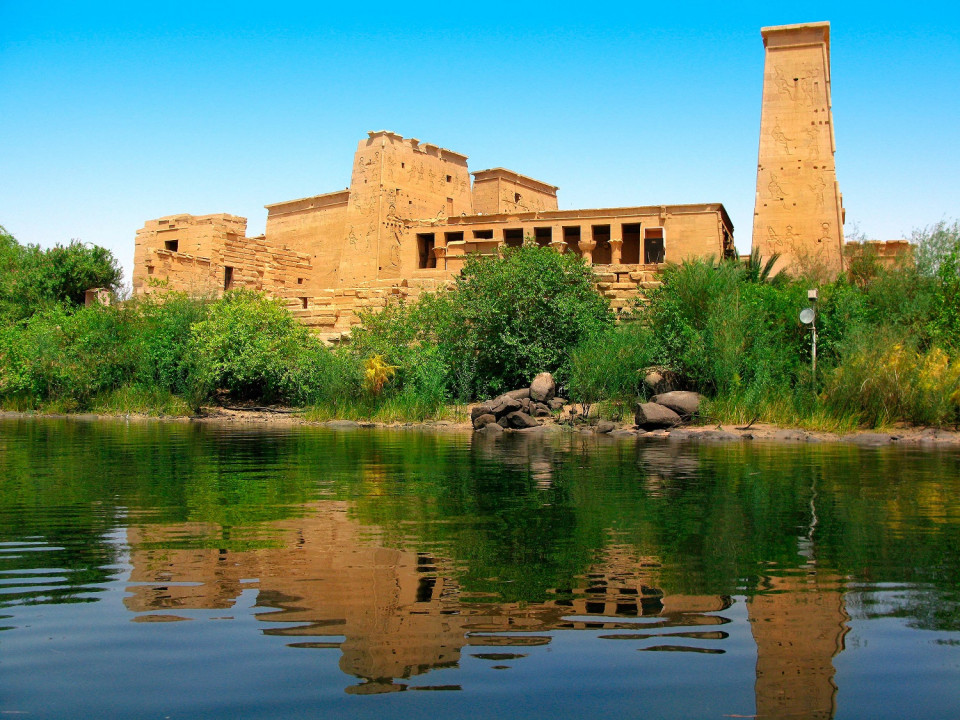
[352,243,614,399]
[0,227,122,320]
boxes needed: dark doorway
[622,224,642,264]
[417,233,436,268]
[592,225,612,264]
[644,227,665,264]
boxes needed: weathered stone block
[635,402,681,429]
[529,372,555,403]
[473,413,497,430]
[652,391,701,418]
[506,411,539,429]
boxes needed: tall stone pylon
[752,22,845,277]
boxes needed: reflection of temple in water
[125,501,849,705]
[749,569,849,719]
[124,506,730,693]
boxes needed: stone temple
[751,21,845,276]
[133,21,856,338]
[133,130,735,338]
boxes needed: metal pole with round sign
[800,305,817,384]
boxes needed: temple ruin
[133,130,734,339]
[751,22,846,275]
[134,21,890,337]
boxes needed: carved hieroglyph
[752,22,845,277]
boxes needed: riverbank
[4,406,960,448]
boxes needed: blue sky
[2,1,958,285]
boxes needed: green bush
[0,303,140,408]
[189,289,317,402]
[641,258,807,398]
[130,293,211,397]
[352,243,614,399]
[0,227,122,321]
[822,334,960,426]
[568,322,653,411]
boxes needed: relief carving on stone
[809,175,828,209]
[773,63,820,107]
[767,172,788,206]
[773,65,795,101]
[817,221,832,244]
[347,226,371,253]
[383,203,405,273]
[771,120,792,155]
[801,126,821,159]
[408,207,447,227]
[767,225,799,249]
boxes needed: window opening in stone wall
[224,266,234,290]
[534,227,552,247]
[416,577,436,603]
[563,226,581,256]
[622,224,642,264]
[504,228,524,248]
[300,297,308,309]
[445,231,464,245]
[297,277,303,285]
[473,229,494,240]
[164,239,179,252]
[146,265,154,275]
[417,233,436,269]
[514,192,522,204]
[644,227,665,264]
[592,225,612,264]
[446,175,452,182]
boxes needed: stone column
[432,246,447,271]
[579,236,597,265]
[550,240,568,254]
[609,238,623,265]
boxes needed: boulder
[489,395,523,418]
[519,397,533,413]
[651,391,701,418]
[471,404,494,422]
[643,368,680,395]
[596,420,615,434]
[548,397,566,411]
[505,388,531,400]
[481,421,504,435]
[635,402,681,429]
[506,411,539,429]
[498,417,510,428]
[529,372,556,403]
[472,413,497,430]
[321,420,360,430]
[846,433,896,446]
[532,402,551,417]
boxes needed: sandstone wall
[471,168,559,215]
[752,22,845,276]
[133,213,313,299]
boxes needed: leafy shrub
[568,322,654,411]
[822,337,960,426]
[130,293,211,398]
[0,228,122,321]
[189,289,315,402]
[642,258,807,398]
[352,243,614,399]
[0,304,140,408]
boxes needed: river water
[1,417,958,719]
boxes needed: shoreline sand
[3,407,959,449]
